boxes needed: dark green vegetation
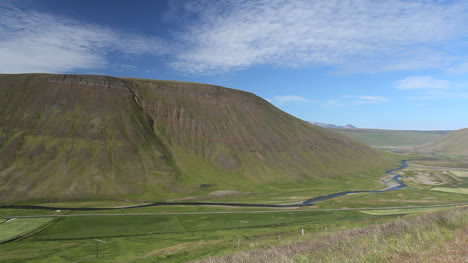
[0,73,394,204]
[417,128,468,155]
[331,128,450,146]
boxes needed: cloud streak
[395,76,451,90]
[326,95,387,106]
[172,0,468,74]
[394,76,468,100]
[0,4,167,73]
[343,95,387,104]
[3,1,468,75]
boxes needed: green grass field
[0,210,398,263]
[0,209,69,217]
[0,206,464,263]
[195,207,468,263]
[332,128,450,146]
[359,206,451,215]
[0,218,53,243]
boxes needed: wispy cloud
[406,89,468,100]
[3,1,468,76]
[0,4,167,73]
[343,95,388,104]
[171,0,468,74]
[394,76,468,100]
[447,62,468,74]
[267,95,308,105]
[326,95,387,106]
[395,76,451,90]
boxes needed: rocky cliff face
[0,74,390,204]
[48,74,130,91]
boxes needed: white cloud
[394,76,468,100]
[0,4,167,73]
[447,62,468,74]
[406,89,468,100]
[4,1,468,76]
[326,95,387,106]
[343,95,387,104]
[267,95,308,105]
[171,0,468,74]
[395,76,451,90]
[335,49,456,74]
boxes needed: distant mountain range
[310,122,357,129]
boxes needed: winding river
[0,161,409,210]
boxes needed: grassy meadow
[331,128,450,146]
[195,206,468,263]
[0,209,404,263]
[0,218,53,243]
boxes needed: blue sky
[2,0,468,130]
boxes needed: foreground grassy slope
[417,128,468,155]
[0,74,393,204]
[196,206,468,263]
[0,208,415,262]
[331,128,450,146]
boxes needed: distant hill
[0,74,391,204]
[330,128,451,146]
[311,122,356,129]
[417,128,468,155]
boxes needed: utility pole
[94,239,106,258]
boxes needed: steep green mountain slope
[330,128,450,146]
[0,74,391,204]
[417,128,468,155]
[0,74,178,204]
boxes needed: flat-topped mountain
[0,74,390,204]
